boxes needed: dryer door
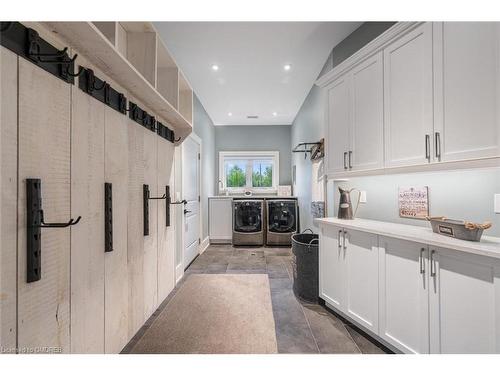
[268,201,297,233]
[234,201,262,233]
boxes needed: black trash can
[291,231,319,303]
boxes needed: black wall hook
[37,211,81,228]
[26,178,82,282]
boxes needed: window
[219,151,279,193]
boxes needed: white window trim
[218,151,279,194]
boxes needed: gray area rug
[130,274,278,353]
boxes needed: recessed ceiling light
[283,64,292,71]
[211,64,219,71]
[272,112,278,117]
[227,112,232,116]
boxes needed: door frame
[175,132,202,283]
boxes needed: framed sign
[398,186,429,219]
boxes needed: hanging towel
[311,159,325,218]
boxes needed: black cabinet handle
[343,152,348,170]
[184,209,192,215]
[348,151,352,169]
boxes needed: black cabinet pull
[348,151,353,169]
[343,152,348,170]
[105,183,113,252]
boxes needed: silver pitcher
[338,187,361,220]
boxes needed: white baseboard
[200,236,210,253]
[175,263,184,284]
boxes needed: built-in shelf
[178,71,193,124]
[43,21,193,142]
[156,36,179,110]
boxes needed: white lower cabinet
[320,226,500,353]
[319,226,345,309]
[209,197,233,243]
[379,237,430,353]
[429,247,500,354]
[319,226,379,334]
[344,229,379,333]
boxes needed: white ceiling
[154,22,361,126]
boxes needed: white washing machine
[232,199,265,246]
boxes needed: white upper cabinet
[383,23,434,167]
[433,22,500,162]
[326,76,351,174]
[350,51,384,171]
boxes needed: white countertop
[315,217,500,260]
[209,195,297,199]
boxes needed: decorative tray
[427,217,492,242]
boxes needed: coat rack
[292,139,324,160]
[26,179,81,283]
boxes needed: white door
[379,237,429,354]
[344,229,379,334]
[319,225,345,310]
[434,22,500,162]
[350,51,384,171]
[182,135,201,269]
[326,76,351,174]
[429,247,500,353]
[384,22,434,167]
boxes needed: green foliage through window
[226,164,246,187]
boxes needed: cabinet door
[384,23,434,167]
[433,22,500,161]
[17,58,72,352]
[209,198,233,242]
[350,51,384,171]
[429,247,500,353]
[319,225,345,310]
[104,105,130,353]
[344,229,379,333]
[379,237,429,353]
[0,47,18,350]
[70,87,105,353]
[157,137,175,304]
[326,76,350,174]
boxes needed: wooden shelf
[178,71,193,124]
[43,22,192,142]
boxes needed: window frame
[218,151,279,194]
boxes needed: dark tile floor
[122,244,392,354]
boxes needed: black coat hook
[37,210,81,228]
[148,193,166,200]
[65,64,85,78]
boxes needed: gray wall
[292,22,394,232]
[331,168,500,237]
[193,94,216,240]
[215,125,292,186]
